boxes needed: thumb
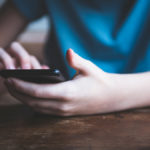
[66,48,91,74]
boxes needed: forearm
[0,0,28,48]
[110,72,150,111]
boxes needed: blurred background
[0,0,50,103]
[0,0,49,63]
[0,0,49,38]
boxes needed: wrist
[105,73,126,112]
[107,72,150,111]
[95,72,125,113]
[107,73,130,111]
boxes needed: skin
[0,1,150,116]
[0,1,48,94]
[3,48,150,116]
[0,42,49,94]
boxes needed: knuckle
[11,42,19,48]
[58,103,72,114]
[61,93,70,102]
[64,84,76,101]
[64,93,72,102]
[22,56,30,63]
[32,89,40,98]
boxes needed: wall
[0,0,49,62]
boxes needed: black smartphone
[0,69,65,83]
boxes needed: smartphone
[0,69,65,83]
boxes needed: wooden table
[0,94,150,150]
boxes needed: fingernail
[42,65,49,69]
[68,48,74,53]
[7,66,15,69]
[23,64,30,69]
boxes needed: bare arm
[0,0,29,48]
[4,49,150,116]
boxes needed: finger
[9,42,31,69]
[35,103,73,116]
[66,49,91,74]
[5,83,67,115]
[5,78,73,100]
[30,55,41,69]
[66,49,104,75]
[0,48,15,69]
[6,85,58,109]
[42,65,50,69]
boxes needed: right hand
[0,42,48,95]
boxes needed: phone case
[0,69,65,83]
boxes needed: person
[0,0,150,116]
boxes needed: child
[0,0,150,116]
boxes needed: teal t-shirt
[13,0,150,79]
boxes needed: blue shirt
[13,0,150,79]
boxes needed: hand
[0,42,49,95]
[0,42,48,70]
[5,49,119,116]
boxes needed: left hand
[5,49,118,116]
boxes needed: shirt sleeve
[12,0,47,22]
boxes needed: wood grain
[0,95,150,150]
